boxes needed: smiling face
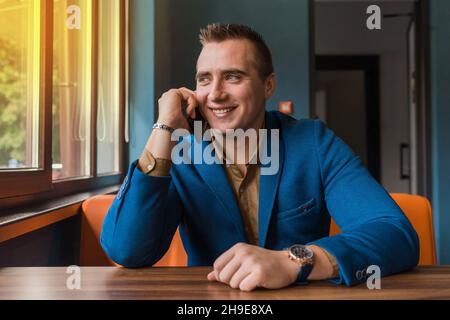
[195,39,275,133]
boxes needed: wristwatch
[287,244,314,285]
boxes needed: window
[0,0,127,207]
[52,0,92,180]
[0,0,41,170]
[97,0,121,175]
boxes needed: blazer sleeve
[308,120,420,286]
[100,160,183,267]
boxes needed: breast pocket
[270,198,324,246]
[276,198,316,221]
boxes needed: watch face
[290,245,313,259]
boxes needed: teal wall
[430,1,450,264]
[128,0,155,162]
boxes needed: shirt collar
[209,118,265,166]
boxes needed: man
[101,24,419,291]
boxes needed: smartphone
[182,101,208,134]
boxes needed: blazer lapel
[192,111,284,246]
[194,139,246,237]
[258,112,284,248]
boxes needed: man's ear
[264,73,276,99]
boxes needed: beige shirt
[223,163,260,245]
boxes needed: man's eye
[197,77,210,84]
[226,74,241,81]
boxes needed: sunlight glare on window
[52,0,91,180]
[0,0,40,170]
[97,0,120,175]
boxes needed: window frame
[0,0,128,210]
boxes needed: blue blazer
[101,111,419,286]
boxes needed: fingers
[216,257,242,284]
[212,244,239,274]
[178,87,195,95]
[207,245,293,292]
[229,266,252,289]
[178,87,198,118]
[209,262,258,292]
[238,272,260,292]
[207,270,216,281]
[208,243,241,282]
[208,243,261,291]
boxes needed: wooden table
[0,266,449,300]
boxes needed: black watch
[287,244,314,285]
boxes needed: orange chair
[80,195,187,266]
[329,193,436,265]
[81,193,435,267]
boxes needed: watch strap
[296,262,313,285]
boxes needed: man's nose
[208,80,227,101]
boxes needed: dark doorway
[314,55,380,182]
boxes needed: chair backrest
[80,195,187,266]
[81,193,436,266]
[329,193,436,265]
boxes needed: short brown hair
[199,23,274,80]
